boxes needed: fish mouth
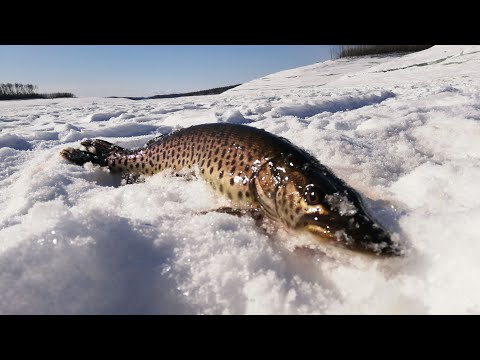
[300,213,401,256]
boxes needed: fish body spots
[109,124,285,209]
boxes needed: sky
[0,45,331,97]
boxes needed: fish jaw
[299,210,401,256]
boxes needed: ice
[0,45,479,314]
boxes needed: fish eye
[304,185,323,205]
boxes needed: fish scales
[107,123,304,205]
[61,123,400,255]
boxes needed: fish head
[254,158,400,255]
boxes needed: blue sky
[0,45,331,97]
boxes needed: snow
[88,111,126,122]
[1,45,480,314]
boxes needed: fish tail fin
[61,139,128,167]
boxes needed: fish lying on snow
[61,123,400,255]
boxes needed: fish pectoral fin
[198,206,260,217]
[145,134,165,147]
[173,169,198,181]
[198,207,265,225]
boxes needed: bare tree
[330,45,433,59]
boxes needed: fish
[61,123,400,255]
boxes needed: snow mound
[88,111,126,122]
[0,133,32,150]
[269,91,395,118]
[216,109,254,124]
[62,123,159,142]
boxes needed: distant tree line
[330,45,433,59]
[0,83,74,100]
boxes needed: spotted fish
[61,123,400,255]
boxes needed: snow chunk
[61,123,159,142]
[88,111,126,122]
[325,193,358,216]
[0,134,32,150]
[217,109,254,124]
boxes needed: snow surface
[1,45,479,314]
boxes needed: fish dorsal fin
[145,134,165,147]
